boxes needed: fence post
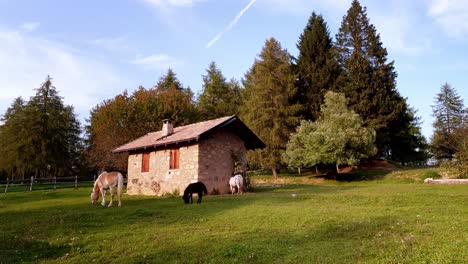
[54,176,57,190]
[30,176,34,191]
[4,178,8,193]
[75,176,78,189]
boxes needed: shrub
[163,189,180,198]
[420,170,440,181]
[440,160,468,179]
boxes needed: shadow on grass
[330,170,392,182]
[1,235,71,263]
[134,215,424,264]
[253,183,358,194]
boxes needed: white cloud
[141,0,207,10]
[206,0,257,48]
[372,11,431,56]
[0,28,125,122]
[428,0,468,37]
[130,54,183,69]
[21,22,40,32]
[258,0,350,17]
[90,36,130,52]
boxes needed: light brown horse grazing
[91,171,124,207]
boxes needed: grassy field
[0,168,467,263]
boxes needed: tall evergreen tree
[388,107,430,165]
[241,38,302,176]
[198,62,242,120]
[334,0,415,159]
[156,69,184,91]
[0,97,29,178]
[0,76,82,179]
[296,12,339,121]
[431,83,465,161]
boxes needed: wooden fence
[1,176,95,193]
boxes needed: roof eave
[112,136,200,154]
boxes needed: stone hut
[113,116,264,196]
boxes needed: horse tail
[117,172,124,204]
[117,173,124,193]
[203,183,208,195]
[237,175,244,193]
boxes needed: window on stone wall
[142,152,150,172]
[170,148,179,169]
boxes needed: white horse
[229,174,244,194]
[91,171,124,207]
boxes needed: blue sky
[0,0,467,140]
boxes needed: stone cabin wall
[126,143,199,196]
[198,129,246,194]
[126,128,246,196]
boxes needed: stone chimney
[162,119,174,136]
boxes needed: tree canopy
[86,70,199,172]
[0,76,82,179]
[241,38,302,176]
[431,83,465,161]
[284,91,377,173]
[198,62,243,119]
[296,12,339,121]
[333,0,419,161]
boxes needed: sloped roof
[112,116,265,153]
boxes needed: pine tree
[0,97,29,178]
[296,12,339,121]
[334,0,414,159]
[284,91,376,173]
[198,62,242,120]
[388,107,430,165]
[431,83,465,161]
[156,69,184,91]
[0,76,82,179]
[241,38,302,176]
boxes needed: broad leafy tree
[296,12,339,121]
[241,38,302,176]
[284,91,376,173]
[431,83,465,161]
[86,70,199,172]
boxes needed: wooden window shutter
[170,149,180,169]
[142,153,150,172]
[175,149,179,169]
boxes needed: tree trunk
[336,164,340,174]
[272,168,278,178]
[315,165,319,175]
[298,167,301,175]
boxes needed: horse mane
[93,171,107,194]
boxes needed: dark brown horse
[182,182,208,204]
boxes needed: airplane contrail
[206,0,257,48]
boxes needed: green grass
[0,168,467,263]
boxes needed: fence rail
[1,176,96,193]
